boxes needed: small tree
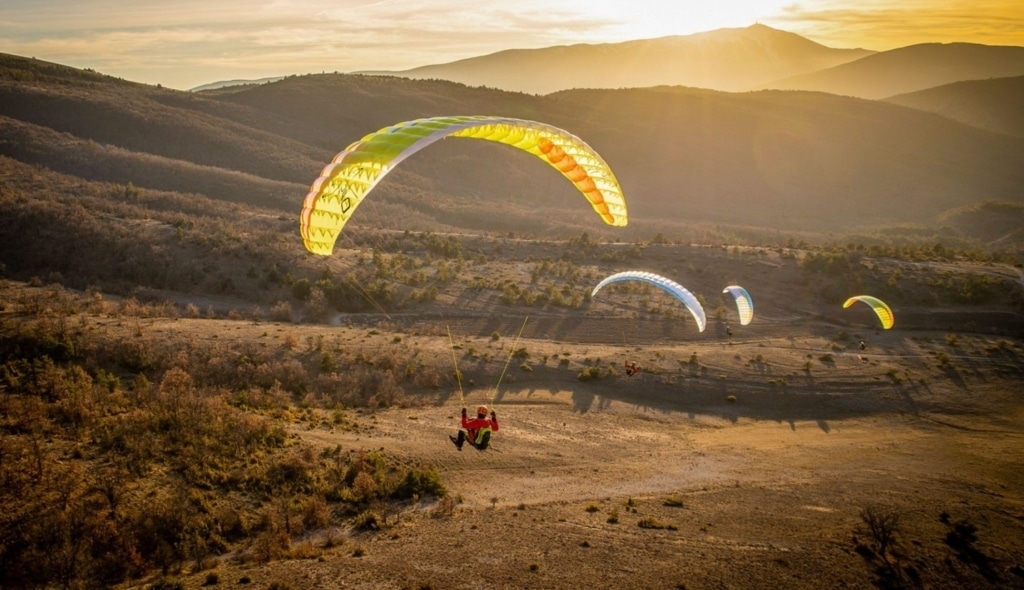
[859,504,900,561]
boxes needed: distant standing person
[449,405,499,451]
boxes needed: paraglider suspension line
[491,315,528,404]
[447,325,464,404]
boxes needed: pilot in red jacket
[450,405,499,451]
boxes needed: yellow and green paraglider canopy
[843,295,894,329]
[301,116,629,256]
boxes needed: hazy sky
[2,0,1022,90]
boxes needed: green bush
[577,366,603,381]
[393,467,447,500]
[638,517,674,530]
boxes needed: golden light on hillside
[555,0,793,40]
[771,0,1024,50]
[1,0,1020,89]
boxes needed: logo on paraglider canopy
[327,186,354,217]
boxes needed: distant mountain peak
[761,42,1024,99]
[358,25,873,94]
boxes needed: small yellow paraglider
[842,295,894,329]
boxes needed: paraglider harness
[452,408,499,451]
[464,425,493,450]
[448,317,519,452]
[624,361,639,377]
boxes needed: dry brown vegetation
[2,48,1024,590]
[0,281,449,588]
[1,180,1022,588]
[3,52,1024,248]
[2,266,1023,589]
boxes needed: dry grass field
[3,252,1021,589]
[3,48,1024,590]
[164,320,1024,590]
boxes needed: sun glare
[567,0,795,40]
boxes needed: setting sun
[0,0,1020,88]
[2,0,1023,586]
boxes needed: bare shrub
[282,333,299,350]
[120,297,145,317]
[411,364,441,388]
[859,504,901,560]
[251,529,290,564]
[431,495,457,518]
[637,517,676,530]
[304,288,331,323]
[353,471,378,503]
[301,495,332,530]
[270,300,293,322]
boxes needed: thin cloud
[771,0,1024,49]
[2,0,1021,89]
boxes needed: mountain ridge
[761,42,1024,99]
[2,52,1023,246]
[357,24,874,95]
[884,75,1024,137]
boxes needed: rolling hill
[3,38,1024,590]
[361,24,873,95]
[3,52,1024,248]
[885,75,1024,137]
[760,42,1024,99]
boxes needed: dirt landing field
[173,325,1024,590]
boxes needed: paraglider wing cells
[722,285,754,326]
[300,116,628,255]
[842,295,894,330]
[592,271,707,332]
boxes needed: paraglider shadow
[884,370,934,416]
[477,359,884,431]
[426,317,917,429]
[939,363,968,390]
[569,388,613,413]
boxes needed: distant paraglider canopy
[591,270,707,332]
[300,116,628,256]
[842,295,894,329]
[722,285,754,326]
